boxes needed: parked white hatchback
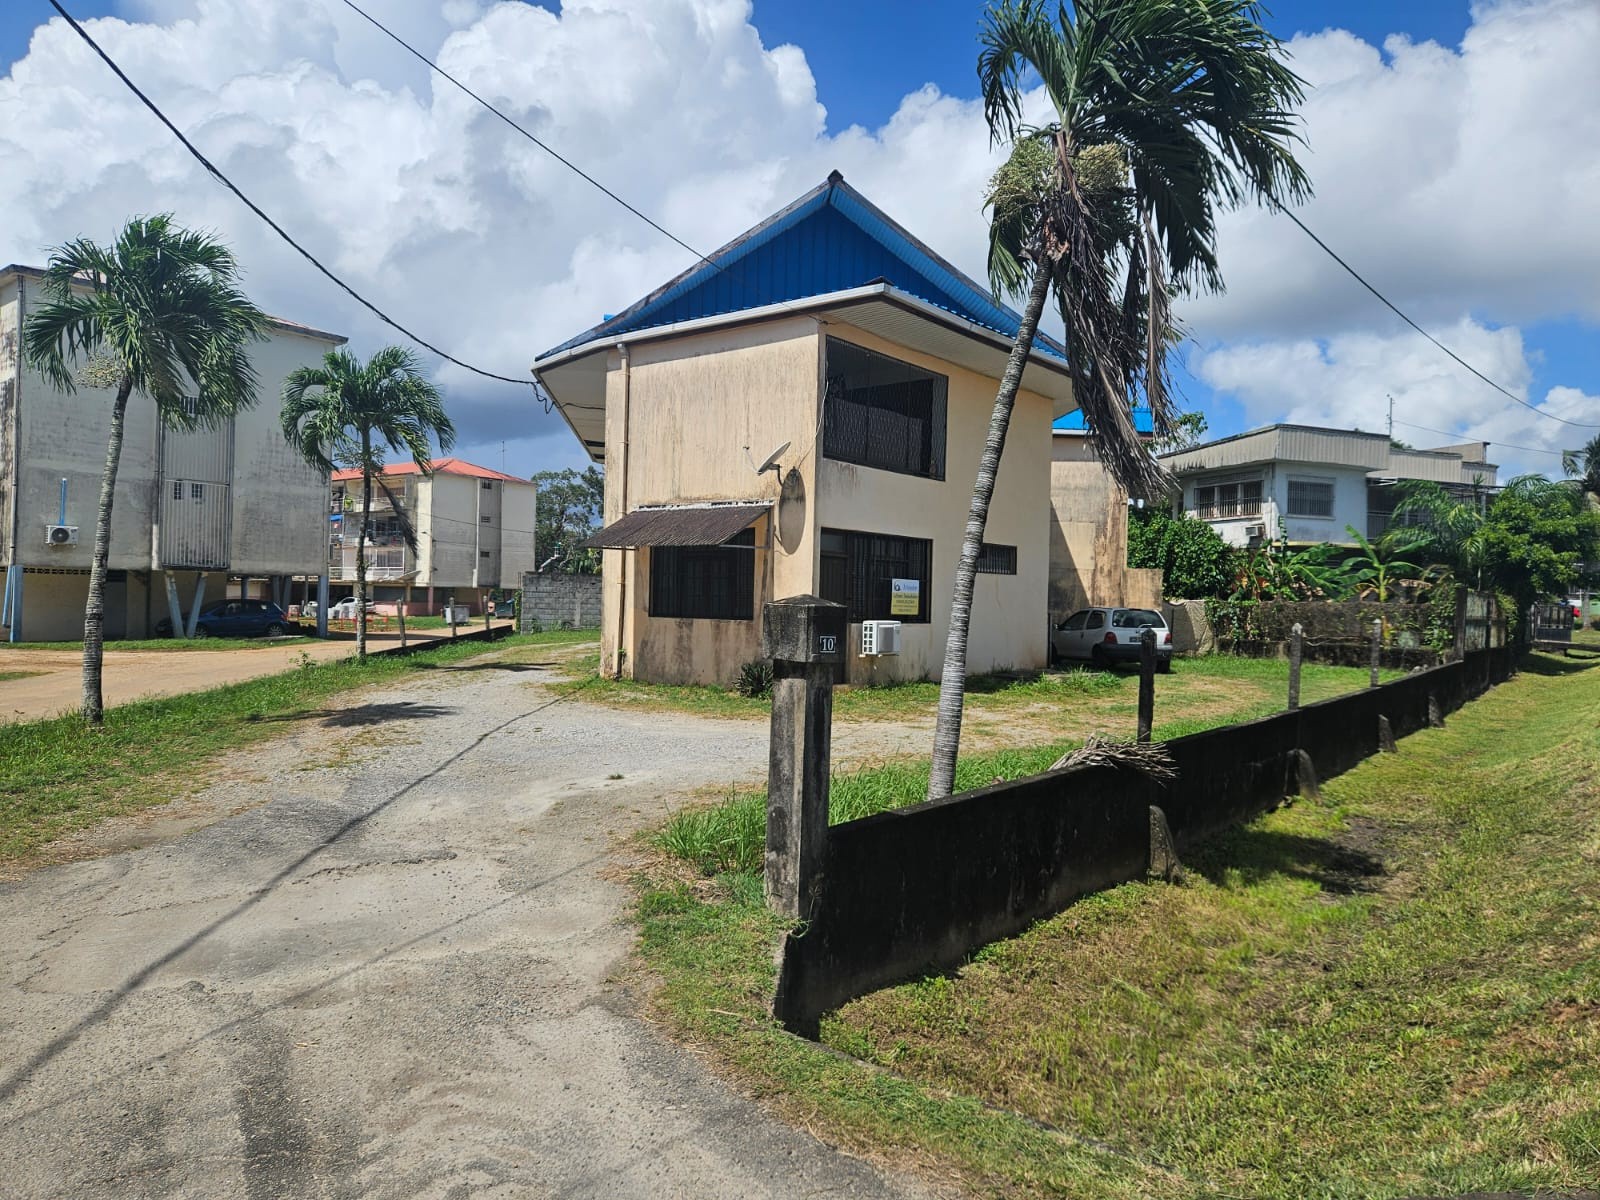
[1050,606,1173,672]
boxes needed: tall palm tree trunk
[82,377,133,725]
[356,432,371,663]
[927,262,1054,800]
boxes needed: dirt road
[0,623,511,723]
[0,642,939,1198]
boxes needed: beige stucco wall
[816,320,1052,683]
[1049,435,1163,618]
[600,316,821,685]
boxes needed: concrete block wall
[773,645,1517,1033]
[520,571,601,631]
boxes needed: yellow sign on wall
[890,578,920,616]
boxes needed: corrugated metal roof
[538,172,1066,364]
[581,502,769,549]
[1055,406,1153,435]
[1161,424,1391,473]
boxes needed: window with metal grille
[822,338,947,480]
[818,527,932,623]
[481,480,494,490]
[649,528,754,621]
[172,480,183,500]
[190,483,204,501]
[1193,479,1261,518]
[975,542,1017,575]
[1287,478,1334,517]
[481,514,493,524]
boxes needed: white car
[327,597,376,620]
[1050,606,1173,672]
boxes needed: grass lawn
[558,651,1403,736]
[634,651,1600,1198]
[0,629,594,865]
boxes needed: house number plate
[817,635,837,654]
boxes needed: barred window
[190,482,204,501]
[649,528,754,621]
[975,542,1017,575]
[818,527,932,623]
[1194,479,1261,518]
[822,338,947,480]
[1287,479,1334,518]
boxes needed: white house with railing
[329,458,537,614]
[1161,424,1497,548]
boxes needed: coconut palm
[23,216,266,724]
[925,0,1313,799]
[280,347,454,661]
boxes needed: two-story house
[532,172,1075,685]
[329,458,537,615]
[1161,423,1498,548]
[1,263,345,642]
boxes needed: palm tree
[1561,432,1600,503]
[925,0,1313,799]
[280,347,455,661]
[23,216,266,724]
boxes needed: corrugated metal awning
[582,502,769,549]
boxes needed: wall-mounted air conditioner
[860,620,902,656]
[1245,524,1266,542]
[44,524,78,547]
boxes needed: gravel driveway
[0,647,938,1198]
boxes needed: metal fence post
[1288,621,1303,711]
[1369,618,1382,688]
[762,595,847,920]
[1137,627,1156,744]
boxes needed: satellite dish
[756,441,791,475]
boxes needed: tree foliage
[1127,508,1232,598]
[532,466,604,574]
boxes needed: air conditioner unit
[1245,523,1266,542]
[860,619,902,656]
[44,524,78,547]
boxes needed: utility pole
[1386,394,1394,441]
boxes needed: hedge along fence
[1205,597,1456,669]
[772,645,1517,1034]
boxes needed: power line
[46,0,545,402]
[1391,417,1565,460]
[1276,205,1600,431]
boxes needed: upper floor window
[1193,479,1261,519]
[1287,478,1334,518]
[822,338,947,480]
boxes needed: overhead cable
[1276,205,1600,430]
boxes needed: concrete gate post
[1137,627,1156,744]
[1288,622,1304,711]
[762,594,846,921]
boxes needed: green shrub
[1127,508,1233,599]
[733,659,774,698]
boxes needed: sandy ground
[0,641,941,1199]
[0,622,513,723]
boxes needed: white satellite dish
[756,440,791,475]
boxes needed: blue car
[156,600,298,639]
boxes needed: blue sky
[2,1,1595,477]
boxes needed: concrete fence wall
[520,571,601,632]
[773,645,1517,1033]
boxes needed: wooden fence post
[1137,627,1156,744]
[1288,621,1303,711]
[763,595,847,920]
[1370,618,1382,688]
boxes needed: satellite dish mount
[756,440,791,476]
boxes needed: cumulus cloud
[1182,0,1600,339]
[0,0,1594,476]
[1190,319,1588,479]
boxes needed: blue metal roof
[540,172,1068,362]
[1055,407,1154,435]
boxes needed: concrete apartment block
[0,264,345,641]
